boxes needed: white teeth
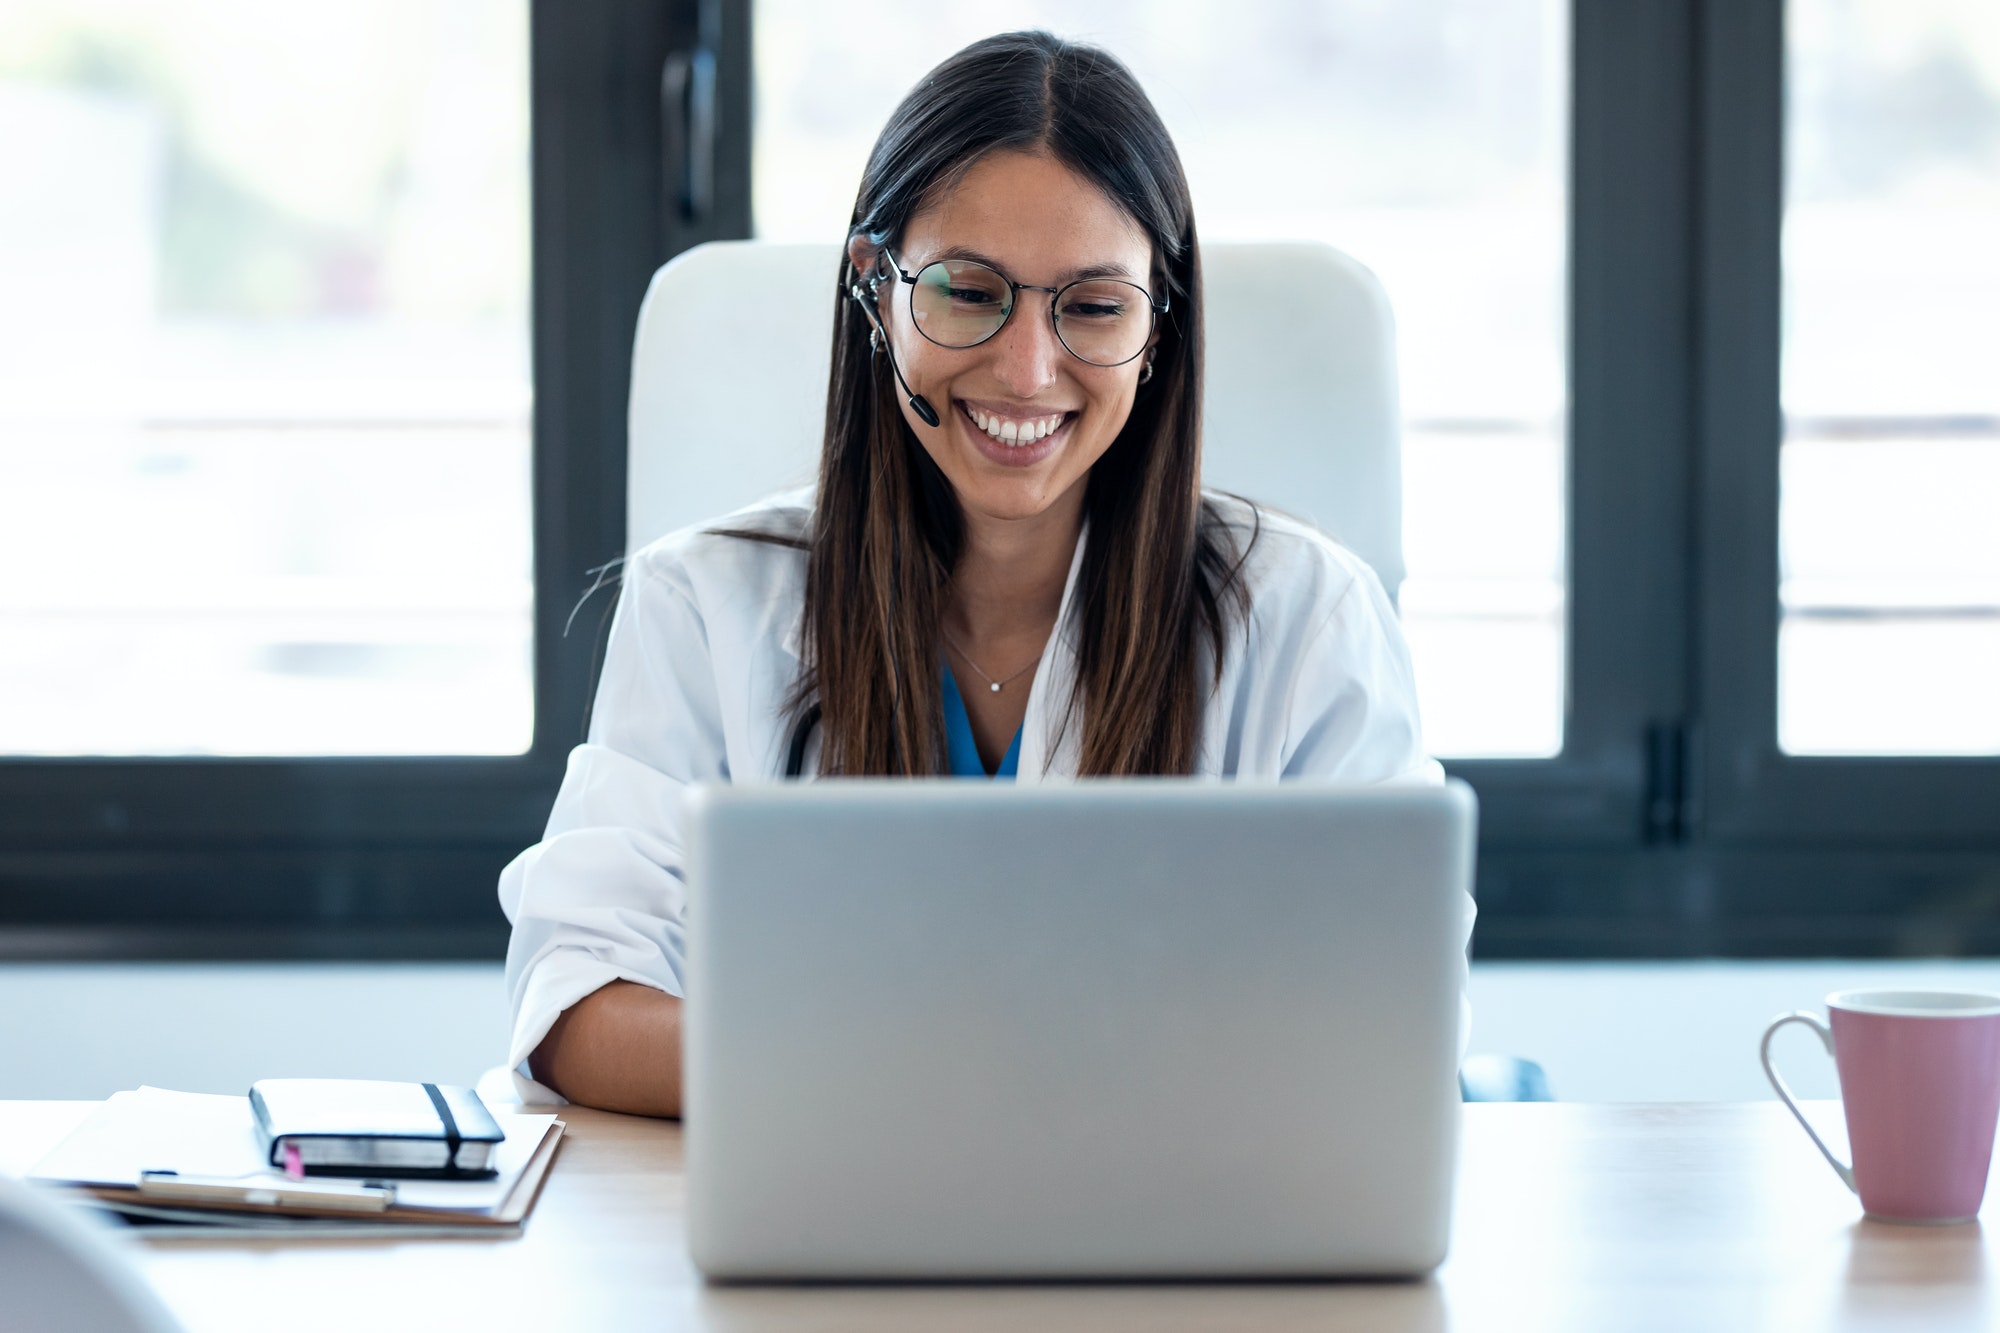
[966,407,1065,445]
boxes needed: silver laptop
[683,779,1475,1280]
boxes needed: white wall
[6,958,2000,1103]
[1468,959,2000,1101]
[0,963,509,1101]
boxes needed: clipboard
[29,1087,565,1230]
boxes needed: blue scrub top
[942,663,1021,779]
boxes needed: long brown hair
[751,31,1253,776]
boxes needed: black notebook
[249,1079,505,1179]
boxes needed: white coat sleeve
[1278,565,1444,785]
[496,552,728,1100]
[1277,563,1473,1058]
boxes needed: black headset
[783,704,821,779]
[847,259,941,428]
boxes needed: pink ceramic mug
[1761,989,2000,1224]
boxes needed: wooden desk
[4,1100,1993,1332]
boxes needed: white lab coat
[498,490,1451,1101]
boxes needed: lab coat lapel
[772,517,1088,780]
[1015,521,1089,783]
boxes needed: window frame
[1695,0,2000,846]
[5,0,1996,962]
[1472,0,2000,959]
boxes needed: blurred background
[0,0,533,757]
[2,0,1997,1099]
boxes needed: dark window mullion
[1460,0,1701,953]
[1693,0,1786,842]
[1558,0,1701,822]
[531,0,752,756]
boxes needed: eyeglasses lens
[909,261,1152,367]
[910,261,1011,348]
[1054,280,1152,366]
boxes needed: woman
[500,31,1439,1116]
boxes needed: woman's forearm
[528,980,683,1118]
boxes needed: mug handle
[1760,1010,1856,1193]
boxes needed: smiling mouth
[958,401,1075,446]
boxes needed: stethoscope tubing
[784,705,821,779]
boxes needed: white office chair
[621,241,1560,1102]
[0,1175,183,1333]
[626,240,1404,600]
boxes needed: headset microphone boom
[848,278,941,428]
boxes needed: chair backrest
[0,1175,184,1333]
[627,239,1402,597]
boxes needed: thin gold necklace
[940,627,1039,694]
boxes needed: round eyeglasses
[874,249,1167,368]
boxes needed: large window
[1780,0,2000,756]
[755,0,1570,759]
[0,0,533,756]
[5,0,1996,960]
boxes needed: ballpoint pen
[135,1170,396,1212]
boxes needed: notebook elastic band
[422,1082,462,1164]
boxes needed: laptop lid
[684,779,1475,1279]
